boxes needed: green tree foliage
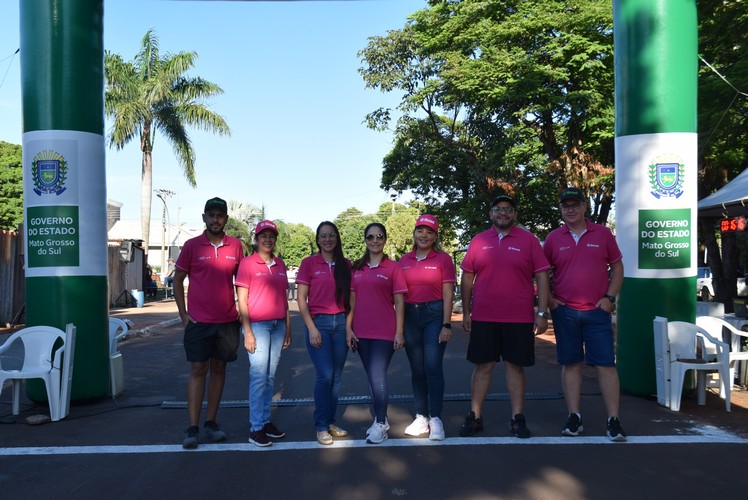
[228,199,264,245]
[698,0,748,189]
[104,29,230,253]
[0,141,23,231]
[380,202,420,259]
[276,222,316,268]
[696,0,748,304]
[359,0,616,240]
[335,207,377,261]
[224,217,251,256]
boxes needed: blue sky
[0,0,425,230]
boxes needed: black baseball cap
[559,187,585,203]
[204,197,228,213]
[492,193,516,208]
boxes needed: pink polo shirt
[235,253,289,322]
[296,253,351,316]
[399,250,456,304]
[351,258,408,341]
[543,220,622,311]
[461,225,550,323]
[175,232,243,324]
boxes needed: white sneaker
[404,414,430,436]
[366,417,389,436]
[428,417,445,441]
[366,421,389,444]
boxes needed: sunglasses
[365,233,385,241]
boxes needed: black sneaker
[607,417,627,442]
[204,420,227,442]
[182,425,199,449]
[510,414,531,438]
[562,413,583,436]
[458,411,484,437]
[248,429,272,447]
[263,422,286,439]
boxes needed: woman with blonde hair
[399,214,455,441]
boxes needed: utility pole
[155,189,175,276]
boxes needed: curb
[121,317,182,342]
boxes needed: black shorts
[466,321,535,366]
[184,320,241,363]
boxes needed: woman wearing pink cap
[346,222,408,444]
[235,219,292,447]
[398,214,455,440]
[296,221,352,445]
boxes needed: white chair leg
[670,369,685,411]
[723,365,736,399]
[719,366,731,412]
[11,379,21,415]
[696,371,707,405]
[48,369,62,422]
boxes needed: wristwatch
[604,294,616,304]
[442,323,452,329]
[536,311,549,318]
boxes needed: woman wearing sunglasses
[346,222,408,444]
[296,221,352,445]
[398,214,455,441]
[235,220,292,447]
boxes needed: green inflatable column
[613,0,698,395]
[20,0,109,400]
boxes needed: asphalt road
[1,300,747,499]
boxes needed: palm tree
[104,29,230,253]
[227,200,264,255]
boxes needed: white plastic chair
[666,320,731,412]
[108,318,128,397]
[696,315,748,395]
[0,323,76,421]
[108,317,128,355]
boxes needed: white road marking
[1,426,745,456]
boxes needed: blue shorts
[551,305,615,367]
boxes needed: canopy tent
[698,167,748,218]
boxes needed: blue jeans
[357,339,395,424]
[404,300,447,418]
[246,319,286,432]
[305,313,348,431]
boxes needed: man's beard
[206,224,224,237]
[494,219,513,231]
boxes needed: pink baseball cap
[415,214,439,232]
[255,220,278,235]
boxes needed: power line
[0,48,19,90]
[699,55,748,97]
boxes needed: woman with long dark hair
[346,222,407,444]
[296,221,352,445]
[399,214,455,441]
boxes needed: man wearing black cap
[543,187,626,442]
[459,193,550,438]
[173,197,244,449]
